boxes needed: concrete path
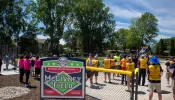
[0,64,19,75]
[86,61,173,100]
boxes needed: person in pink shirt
[34,56,40,80]
[24,55,31,87]
[19,56,24,83]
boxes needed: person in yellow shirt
[110,55,116,79]
[138,55,147,86]
[126,57,135,92]
[86,53,94,87]
[120,55,128,85]
[92,55,100,84]
[103,55,111,83]
[147,56,162,100]
[114,55,121,77]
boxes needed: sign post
[40,57,85,99]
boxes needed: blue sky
[102,0,175,40]
[37,0,175,43]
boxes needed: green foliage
[155,43,160,55]
[30,0,74,55]
[63,29,80,53]
[73,0,115,53]
[159,38,166,55]
[114,28,130,52]
[130,12,159,48]
[18,21,40,55]
[170,38,175,56]
[18,33,38,55]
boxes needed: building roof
[36,38,47,44]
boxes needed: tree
[159,38,166,55]
[170,38,175,56]
[31,0,73,56]
[130,12,159,49]
[18,33,39,55]
[63,29,80,53]
[114,28,130,53]
[0,0,13,44]
[73,0,115,53]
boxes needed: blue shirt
[5,56,9,62]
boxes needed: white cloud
[155,34,170,41]
[115,22,130,30]
[159,28,175,34]
[109,5,142,19]
[158,17,175,28]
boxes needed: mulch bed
[0,75,97,100]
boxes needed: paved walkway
[86,60,174,100]
[0,64,19,75]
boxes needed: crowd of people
[0,55,41,87]
[1,53,175,100]
[85,53,175,100]
[18,55,41,87]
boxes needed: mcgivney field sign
[40,57,85,99]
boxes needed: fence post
[130,71,134,100]
[135,72,138,100]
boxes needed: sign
[40,57,85,99]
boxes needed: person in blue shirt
[4,54,9,70]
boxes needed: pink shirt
[34,60,40,68]
[24,59,30,70]
[19,59,24,68]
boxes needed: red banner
[44,89,82,96]
[45,67,81,74]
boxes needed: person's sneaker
[94,82,98,84]
[19,81,24,84]
[126,90,130,92]
[104,81,107,83]
[90,84,93,88]
[166,85,170,87]
[25,84,29,88]
[154,89,157,92]
[108,81,112,84]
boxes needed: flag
[138,48,148,57]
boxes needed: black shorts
[86,70,93,78]
[35,68,40,75]
[116,65,121,70]
[92,71,98,76]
